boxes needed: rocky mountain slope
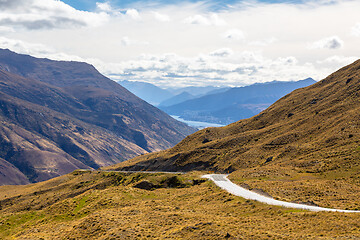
[0,49,194,185]
[111,60,360,175]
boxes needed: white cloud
[99,50,319,88]
[0,26,15,33]
[0,0,109,30]
[152,12,170,22]
[0,36,84,61]
[184,14,210,25]
[96,2,112,12]
[249,37,277,46]
[1,36,356,89]
[209,48,234,58]
[126,9,141,20]
[121,36,149,46]
[1,0,360,89]
[223,29,245,41]
[209,13,227,26]
[351,23,360,37]
[316,55,358,68]
[184,13,226,26]
[309,36,344,50]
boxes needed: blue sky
[0,0,359,88]
[62,0,304,11]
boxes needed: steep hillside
[0,49,194,185]
[111,60,360,176]
[161,79,316,124]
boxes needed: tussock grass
[0,171,360,239]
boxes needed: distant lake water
[171,115,225,129]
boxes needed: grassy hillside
[110,60,360,174]
[107,60,360,211]
[0,171,359,239]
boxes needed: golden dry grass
[0,171,360,239]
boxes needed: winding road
[203,174,360,213]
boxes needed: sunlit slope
[109,59,360,174]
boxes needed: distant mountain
[161,79,316,124]
[204,87,231,96]
[166,86,228,97]
[159,91,195,107]
[0,49,195,185]
[119,80,173,106]
[110,59,360,176]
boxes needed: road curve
[202,174,360,213]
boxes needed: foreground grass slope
[0,171,359,239]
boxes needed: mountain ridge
[160,78,316,124]
[0,49,195,185]
[109,60,360,175]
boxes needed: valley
[1,0,360,239]
[0,55,360,239]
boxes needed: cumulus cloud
[223,29,245,41]
[209,48,234,58]
[1,36,356,89]
[126,9,141,20]
[184,13,226,26]
[0,36,85,61]
[351,23,360,37]
[2,0,360,89]
[96,2,112,12]
[316,55,358,68]
[0,0,109,30]
[0,0,28,10]
[99,50,321,88]
[309,36,344,50]
[152,12,170,22]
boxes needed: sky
[0,0,359,88]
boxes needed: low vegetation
[0,170,359,239]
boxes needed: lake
[171,115,225,129]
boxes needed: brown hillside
[0,49,194,185]
[110,59,360,174]
[1,171,359,239]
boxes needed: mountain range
[110,59,360,175]
[160,78,316,125]
[0,49,194,185]
[119,80,229,106]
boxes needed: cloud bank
[0,0,109,30]
[0,0,359,88]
